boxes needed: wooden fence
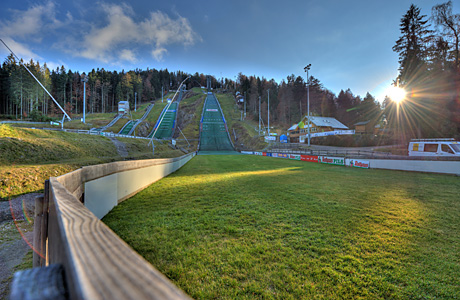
[14,154,195,299]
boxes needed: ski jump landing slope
[199,93,236,154]
[148,102,178,139]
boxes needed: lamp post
[81,74,88,124]
[304,64,311,147]
[267,89,270,136]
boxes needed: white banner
[346,159,370,168]
[302,130,355,138]
[318,156,345,165]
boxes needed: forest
[0,2,458,140]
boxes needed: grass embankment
[174,89,206,150]
[0,124,181,200]
[216,93,266,150]
[103,155,460,299]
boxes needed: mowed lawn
[103,155,460,299]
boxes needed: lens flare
[387,86,406,104]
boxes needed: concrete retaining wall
[242,151,460,176]
[83,155,193,219]
[368,159,460,175]
[56,153,195,219]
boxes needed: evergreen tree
[393,4,433,85]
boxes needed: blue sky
[1,0,458,102]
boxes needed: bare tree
[432,1,460,69]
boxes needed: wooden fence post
[41,180,50,267]
[33,196,44,268]
[33,180,50,268]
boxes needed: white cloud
[78,3,200,62]
[1,1,62,41]
[0,37,42,62]
[0,1,71,64]
[152,48,167,61]
[119,49,136,63]
[0,2,200,65]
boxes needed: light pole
[81,74,88,124]
[135,92,137,112]
[267,89,270,136]
[304,64,311,147]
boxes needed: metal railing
[35,127,150,140]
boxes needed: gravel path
[109,137,129,157]
[0,193,39,299]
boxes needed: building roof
[288,124,298,131]
[354,120,370,126]
[306,116,348,129]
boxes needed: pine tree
[393,4,433,85]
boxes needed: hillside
[0,124,183,200]
[173,88,206,151]
[215,93,267,150]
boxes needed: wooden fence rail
[15,154,195,300]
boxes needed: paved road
[309,144,402,152]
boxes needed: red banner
[300,155,318,163]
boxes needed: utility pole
[135,92,137,112]
[244,92,246,119]
[267,89,270,136]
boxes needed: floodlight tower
[304,64,311,147]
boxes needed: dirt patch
[0,193,38,223]
[109,137,128,158]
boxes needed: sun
[387,86,406,104]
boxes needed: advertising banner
[254,152,263,156]
[278,153,288,159]
[263,152,267,156]
[310,130,355,138]
[300,155,319,163]
[346,159,370,168]
[241,151,253,155]
[266,153,272,157]
[264,136,276,141]
[289,154,301,160]
[272,153,278,158]
[206,109,218,112]
[318,156,345,166]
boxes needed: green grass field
[103,155,460,299]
